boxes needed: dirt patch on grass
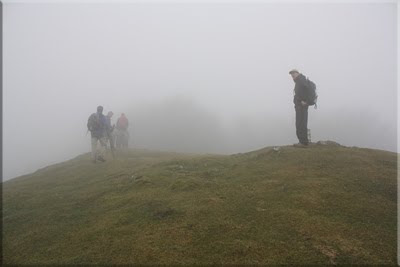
[313,243,338,264]
[141,201,179,220]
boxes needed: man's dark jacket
[293,74,312,106]
[88,112,107,139]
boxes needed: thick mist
[3,2,397,181]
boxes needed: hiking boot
[97,155,106,162]
[293,143,308,148]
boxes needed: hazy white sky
[3,1,397,181]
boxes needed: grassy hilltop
[3,143,397,265]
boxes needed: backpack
[306,78,318,108]
[87,113,102,132]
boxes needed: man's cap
[289,69,299,75]
[107,111,114,116]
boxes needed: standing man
[105,111,115,157]
[87,106,108,162]
[289,69,312,147]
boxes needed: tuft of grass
[3,143,397,265]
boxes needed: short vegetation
[3,143,397,265]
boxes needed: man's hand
[301,101,308,106]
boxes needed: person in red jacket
[116,113,129,131]
[115,113,130,149]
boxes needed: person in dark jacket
[289,69,312,147]
[87,106,108,162]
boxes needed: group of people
[87,106,130,163]
[86,69,315,163]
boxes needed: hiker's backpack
[87,113,102,132]
[306,78,318,108]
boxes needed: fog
[3,2,397,181]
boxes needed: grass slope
[3,144,397,265]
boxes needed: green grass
[3,144,397,265]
